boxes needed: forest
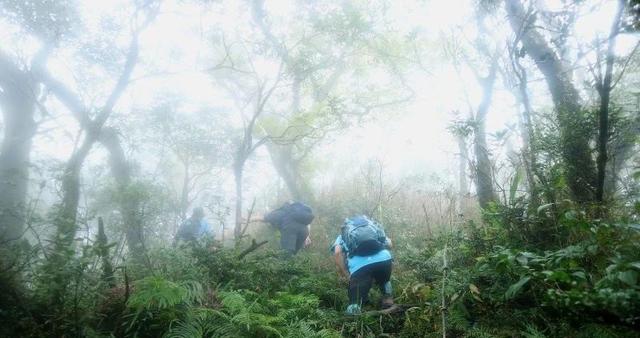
[1,0,640,337]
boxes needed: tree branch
[237,238,269,260]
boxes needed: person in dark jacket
[261,201,314,255]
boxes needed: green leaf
[505,276,531,300]
[547,270,571,283]
[537,203,554,215]
[564,210,577,220]
[516,255,528,266]
[617,270,638,286]
[571,271,587,280]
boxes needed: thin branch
[237,238,269,260]
[611,41,640,89]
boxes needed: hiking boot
[381,295,394,309]
[345,304,362,315]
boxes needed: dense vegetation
[1,0,640,337]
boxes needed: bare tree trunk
[36,18,145,256]
[455,135,469,215]
[506,0,597,203]
[96,217,115,287]
[53,136,95,252]
[473,61,498,209]
[596,0,624,203]
[0,74,37,242]
[266,142,313,202]
[605,115,640,196]
[48,139,93,305]
[99,128,145,258]
[180,160,190,219]
[233,161,244,242]
[0,50,45,242]
[505,46,548,206]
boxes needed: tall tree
[0,48,46,242]
[0,0,75,242]
[249,0,415,203]
[35,1,160,284]
[505,0,597,203]
[594,0,625,203]
[471,58,499,209]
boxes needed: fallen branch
[237,239,268,260]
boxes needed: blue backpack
[341,215,386,257]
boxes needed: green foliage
[127,276,204,311]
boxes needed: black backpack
[341,215,385,257]
[287,202,314,226]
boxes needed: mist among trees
[1,0,640,337]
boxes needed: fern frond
[127,276,204,311]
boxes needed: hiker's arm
[304,225,311,247]
[333,245,350,279]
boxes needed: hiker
[331,215,394,315]
[175,207,215,244]
[260,201,314,255]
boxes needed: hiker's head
[192,207,205,219]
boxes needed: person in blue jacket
[175,207,215,244]
[331,215,394,315]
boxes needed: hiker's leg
[279,228,297,256]
[372,259,393,294]
[348,265,373,306]
[370,260,393,308]
[294,226,309,253]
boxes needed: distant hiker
[260,201,314,255]
[331,215,394,315]
[175,207,215,244]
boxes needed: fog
[2,0,640,336]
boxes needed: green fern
[463,326,500,338]
[127,276,204,311]
[283,321,341,338]
[166,290,307,338]
[521,324,547,338]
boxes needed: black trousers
[280,225,309,255]
[348,259,392,305]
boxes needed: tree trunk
[0,56,39,242]
[53,137,95,250]
[96,217,115,287]
[99,128,145,258]
[47,138,94,306]
[180,159,190,220]
[233,163,243,242]
[596,0,624,203]
[456,134,469,214]
[266,142,313,202]
[473,62,498,209]
[604,115,640,196]
[507,50,551,206]
[506,0,597,203]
